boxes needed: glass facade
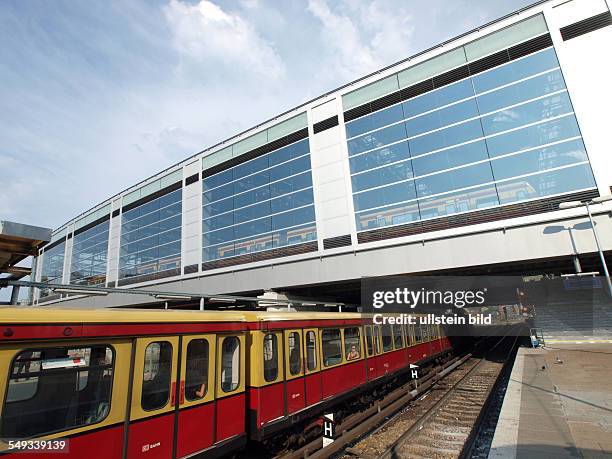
[202,138,316,261]
[70,220,109,286]
[39,241,65,297]
[37,22,607,297]
[119,189,182,280]
[345,48,596,232]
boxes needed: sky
[0,0,533,300]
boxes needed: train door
[215,334,246,443]
[364,325,377,380]
[128,336,179,459]
[283,329,306,413]
[373,325,384,378]
[303,329,322,406]
[175,334,216,458]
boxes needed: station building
[33,0,612,308]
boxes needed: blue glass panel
[348,123,408,156]
[485,115,581,157]
[203,182,233,204]
[353,181,417,212]
[418,184,499,220]
[409,119,483,156]
[273,223,317,247]
[204,244,234,261]
[233,155,269,180]
[491,139,588,181]
[70,220,110,285]
[158,215,181,232]
[159,228,181,245]
[346,104,405,139]
[137,199,161,219]
[406,98,479,137]
[481,92,573,136]
[158,189,182,208]
[119,189,182,279]
[203,197,233,218]
[270,172,312,197]
[158,241,181,259]
[201,144,316,262]
[472,48,559,94]
[203,213,233,232]
[271,206,315,230]
[270,188,314,214]
[234,186,270,208]
[234,218,272,239]
[268,139,310,166]
[234,234,273,256]
[233,171,269,195]
[416,162,494,197]
[351,160,413,192]
[203,169,232,190]
[204,227,235,246]
[234,201,271,224]
[349,142,410,174]
[497,163,595,204]
[413,140,489,177]
[269,155,311,182]
[403,79,474,118]
[355,201,420,231]
[477,70,565,114]
[160,202,182,220]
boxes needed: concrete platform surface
[489,343,612,458]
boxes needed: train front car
[0,307,248,459]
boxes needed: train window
[221,337,240,392]
[288,332,302,375]
[185,339,209,401]
[322,329,342,367]
[365,326,374,356]
[392,325,403,349]
[306,331,317,371]
[404,324,412,346]
[414,325,423,343]
[344,328,361,360]
[1,346,114,439]
[381,325,393,352]
[263,334,278,382]
[142,342,172,411]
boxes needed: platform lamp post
[559,196,612,297]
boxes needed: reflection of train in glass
[357,180,538,230]
[208,224,317,260]
[0,308,452,458]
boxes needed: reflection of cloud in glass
[565,148,586,161]
[492,109,520,123]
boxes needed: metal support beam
[0,279,345,309]
[10,285,20,305]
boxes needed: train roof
[0,307,363,324]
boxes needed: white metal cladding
[309,96,354,241]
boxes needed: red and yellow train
[0,308,452,458]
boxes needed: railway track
[346,335,518,459]
[276,334,518,459]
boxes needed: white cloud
[306,0,416,81]
[164,0,285,81]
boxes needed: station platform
[488,341,612,458]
